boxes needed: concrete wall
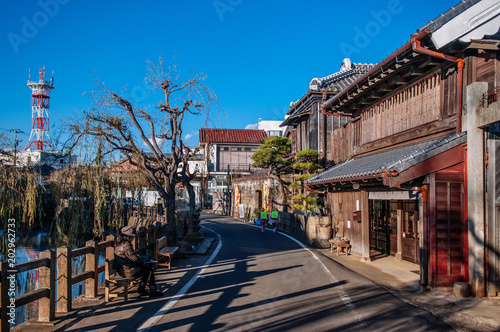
[232,175,274,220]
[275,212,331,248]
[467,82,488,297]
[231,175,332,248]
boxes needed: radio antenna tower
[24,67,56,151]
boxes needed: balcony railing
[216,163,264,174]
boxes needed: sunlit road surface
[142,214,451,332]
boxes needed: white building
[258,119,286,137]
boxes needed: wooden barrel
[329,239,349,245]
[317,226,332,240]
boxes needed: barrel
[317,226,332,240]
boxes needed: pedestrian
[270,210,279,233]
[260,209,268,233]
[114,225,163,297]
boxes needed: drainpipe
[411,31,464,133]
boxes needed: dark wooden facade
[287,96,350,164]
[327,191,370,258]
[305,31,471,287]
[428,166,467,287]
[310,39,500,291]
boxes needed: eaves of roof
[322,30,431,111]
[417,0,481,33]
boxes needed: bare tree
[71,55,218,242]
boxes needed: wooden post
[1,261,11,332]
[138,227,146,255]
[56,247,72,312]
[155,222,161,242]
[85,240,98,298]
[106,235,115,261]
[396,205,403,261]
[147,224,155,257]
[39,250,55,322]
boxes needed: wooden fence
[0,222,165,331]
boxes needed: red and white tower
[24,67,56,151]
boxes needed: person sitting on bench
[114,225,163,297]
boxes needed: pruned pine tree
[251,136,291,212]
[291,149,321,213]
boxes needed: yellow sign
[263,184,268,211]
[235,185,240,208]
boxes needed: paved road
[138,214,452,332]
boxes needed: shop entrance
[369,199,419,263]
[369,200,395,255]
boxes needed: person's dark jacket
[114,239,145,277]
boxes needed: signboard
[368,191,418,200]
[235,184,240,208]
[263,184,268,211]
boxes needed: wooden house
[282,59,375,165]
[306,0,500,295]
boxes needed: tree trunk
[163,185,177,244]
[269,173,287,213]
[184,179,196,235]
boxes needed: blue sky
[0,0,459,149]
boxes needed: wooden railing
[129,206,167,223]
[483,88,500,107]
[55,235,115,313]
[1,250,55,331]
[0,221,166,331]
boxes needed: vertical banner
[238,204,245,219]
[263,184,268,212]
[235,184,240,208]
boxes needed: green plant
[292,149,322,213]
[251,136,291,212]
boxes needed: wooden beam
[368,90,381,99]
[409,66,425,76]
[394,75,407,85]
[16,289,51,308]
[378,83,391,92]
[353,117,457,156]
[418,55,441,68]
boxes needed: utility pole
[226,164,231,216]
[10,129,24,167]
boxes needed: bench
[156,236,179,270]
[104,258,141,302]
[337,244,350,256]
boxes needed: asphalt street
[140,214,453,332]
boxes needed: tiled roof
[417,0,480,33]
[307,133,466,185]
[287,59,375,116]
[199,128,266,144]
[308,62,375,93]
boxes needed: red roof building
[199,128,266,144]
[199,128,267,212]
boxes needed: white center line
[246,221,367,327]
[137,226,222,332]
